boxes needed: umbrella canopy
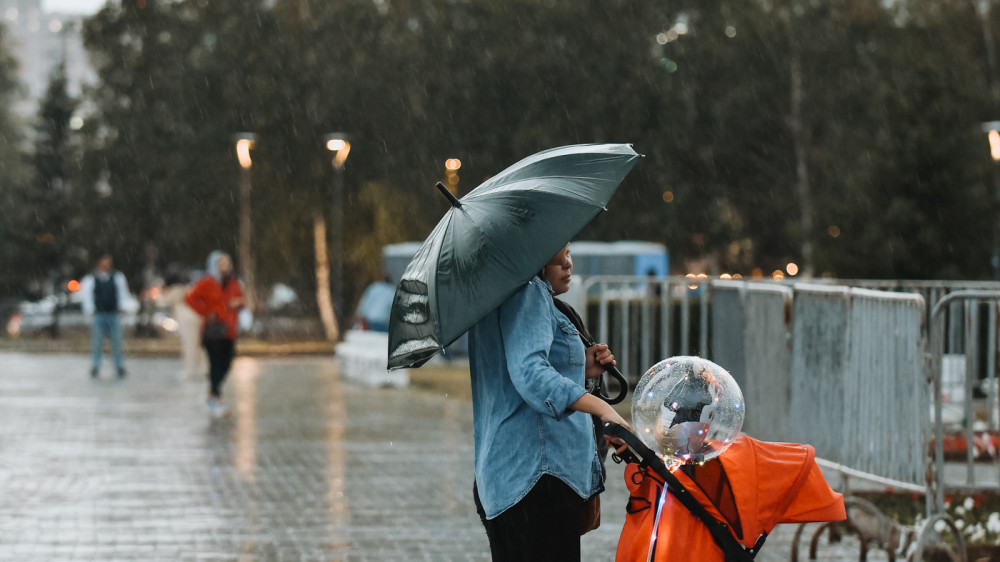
[387,143,641,370]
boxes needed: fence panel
[842,288,927,486]
[708,281,746,389]
[739,283,794,441]
[788,284,851,461]
[580,276,709,384]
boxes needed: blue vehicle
[353,280,395,332]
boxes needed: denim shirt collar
[535,275,555,296]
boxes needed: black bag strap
[604,422,765,562]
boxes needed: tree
[0,22,36,299]
[32,60,81,294]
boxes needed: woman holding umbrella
[470,243,629,561]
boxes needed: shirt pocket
[559,321,585,366]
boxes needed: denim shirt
[469,276,604,519]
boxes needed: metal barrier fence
[576,275,982,514]
[710,281,793,437]
[577,276,710,383]
[842,287,926,487]
[928,290,1000,513]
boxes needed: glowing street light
[444,158,461,192]
[982,121,1000,280]
[323,133,351,337]
[236,137,254,169]
[232,132,258,316]
[326,134,351,170]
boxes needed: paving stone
[0,351,866,561]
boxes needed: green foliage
[27,61,82,292]
[55,0,1000,315]
[0,23,37,298]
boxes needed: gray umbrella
[387,143,642,370]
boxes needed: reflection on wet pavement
[0,352,638,560]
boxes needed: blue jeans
[91,312,124,371]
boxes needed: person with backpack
[185,251,244,418]
[80,253,130,379]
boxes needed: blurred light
[989,130,1000,161]
[69,116,84,130]
[751,268,763,280]
[656,33,669,45]
[161,317,179,332]
[772,270,785,280]
[67,280,80,292]
[827,225,841,238]
[5,8,17,21]
[674,22,688,34]
[48,19,61,33]
[662,190,674,203]
[685,273,698,290]
[720,273,732,280]
[325,133,351,170]
[150,287,160,300]
[660,58,678,73]
[786,262,799,276]
[732,273,743,280]
[6,313,20,337]
[696,273,708,281]
[445,158,461,171]
[725,26,736,38]
[235,138,254,169]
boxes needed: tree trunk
[314,212,339,342]
[789,51,815,277]
[239,167,257,316]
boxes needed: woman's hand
[568,394,632,452]
[598,403,629,429]
[599,404,632,453]
[585,343,615,379]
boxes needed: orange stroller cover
[615,435,846,561]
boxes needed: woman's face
[217,254,233,276]
[543,245,572,295]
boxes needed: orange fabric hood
[616,435,845,561]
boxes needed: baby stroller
[605,422,846,562]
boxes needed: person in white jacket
[79,254,129,378]
[160,274,208,380]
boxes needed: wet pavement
[0,352,868,561]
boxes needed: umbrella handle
[580,330,628,404]
[436,182,462,208]
[603,365,629,405]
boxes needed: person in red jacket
[185,251,244,418]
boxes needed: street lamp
[325,133,351,333]
[233,132,258,316]
[982,121,1000,280]
[444,158,461,193]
